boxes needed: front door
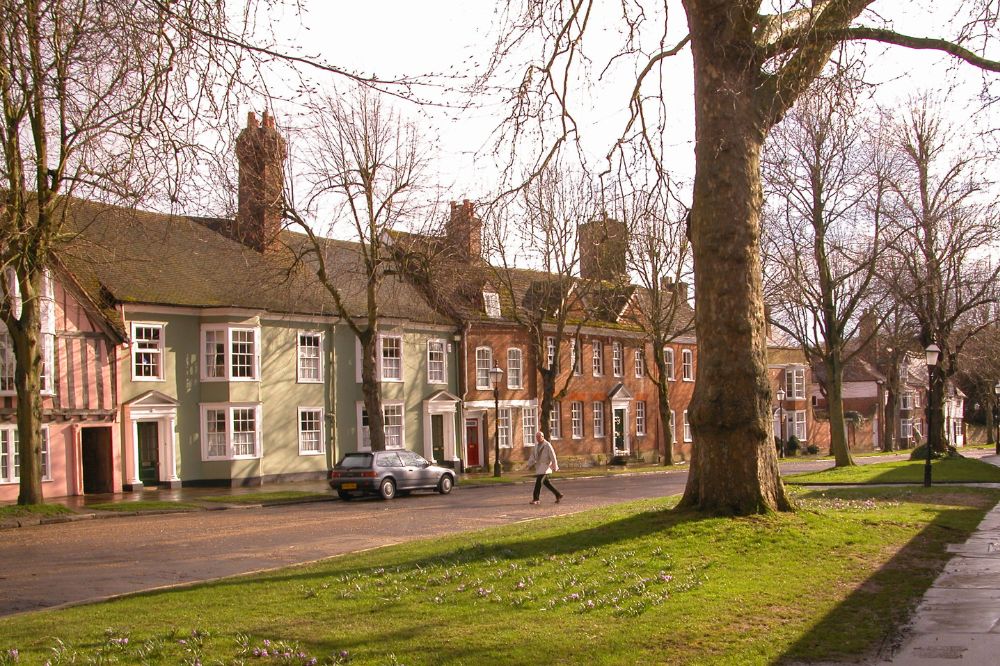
[466,418,480,467]
[613,408,626,454]
[137,421,159,486]
[431,414,445,462]
[81,427,114,494]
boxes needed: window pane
[522,406,537,444]
[133,325,162,378]
[428,340,446,383]
[204,330,226,378]
[298,333,322,382]
[0,331,13,391]
[231,330,256,378]
[498,408,512,448]
[571,401,583,438]
[206,409,227,457]
[300,409,322,453]
[384,404,403,449]
[507,348,522,388]
[381,337,402,381]
[231,407,257,456]
[476,348,492,389]
[592,341,603,375]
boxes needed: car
[328,450,456,500]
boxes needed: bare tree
[483,165,600,441]
[883,97,1000,454]
[614,187,693,465]
[286,89,432,452]
[0,0,257,504]
[954,322,1000,447]
[762,89,895,467]
[483,1,1000,514]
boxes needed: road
[0,452,970,617]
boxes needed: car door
[397,451,431,488]
[377,452,407,489]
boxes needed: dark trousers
[533,474,561,501]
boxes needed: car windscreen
[339,454,374,469]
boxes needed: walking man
[528,430,564,505]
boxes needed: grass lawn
[86,501,204,513]
[787,456,1000,485]
[1,486,996,665]
[199,491,332,504]
[0,503,74,519]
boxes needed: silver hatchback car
[328,450,456,500]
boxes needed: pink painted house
[0,267,126,502]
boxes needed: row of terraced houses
[0,113,965,501]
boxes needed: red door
[466,418,480,467]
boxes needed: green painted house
[56,113,462,489]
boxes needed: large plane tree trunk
[679,3,791,514]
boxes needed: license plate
[341,482,357,490]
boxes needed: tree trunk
[11,273,44,505]
[927,363,947,453]
[358,328,386,452]
[824,357,856,467]
[653,348,674,465]
[986,394,995,447]
[538,367,556,442]
[679,3,790,514]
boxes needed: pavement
[877,453,1000,664]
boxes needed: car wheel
[379,478,396,500]
[437,474,454,495]
[337,491,353,501]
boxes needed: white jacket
[528,439,559,475]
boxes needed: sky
[255,1,1000,232]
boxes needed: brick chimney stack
[660,277,689,304]
[579,218,627,281]
[235,110,287,253]
[446,199,482,261]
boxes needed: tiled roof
[812,357,886,385]
[56,197,452,325]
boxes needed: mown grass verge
[199,491,332,504]
[0,503,74,519]
[786,456,1000,485]
[0,486,995,665]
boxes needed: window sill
[202,455,261,462]
[133,377,166,383]
[298,450,324,456]
[297,378,324,385]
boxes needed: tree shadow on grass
[776,487,995,664]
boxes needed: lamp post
[776,388,785,459]
[994,381,1000,455]
[489,365,504,478]
[924,343,940,488]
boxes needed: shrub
[806,444,820,455]
[786,435,801,456]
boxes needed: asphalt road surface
[0,453,970,617]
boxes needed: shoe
[530,500,540,505]
[555,494,564,503]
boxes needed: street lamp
[776,388,786,459]
[924,343,940,488]
[994,381,1000,455]
[489,365,504,478]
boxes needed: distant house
[8,112,461,498]
[0,268,126,502]
[768,346,813,452]
[810,357,886,453]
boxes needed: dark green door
[613,408,626,454]
[431,415,445,462]
[137,422,159,486]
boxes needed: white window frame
[498,407,512,448]
[901,417,913,439]
[427,339,447,384]
[546,336,556,370]
[380,335,403,382]
[507,348,523,389]
[593,401,605,438]
[297,331,323,384]
[785,366,805,399]
[901,392,914,410]
[789,410,807,441]
[475,346,493,389]
[483,291,501,318]
[0,426,50,484]
[683,410,692,442]
[634,349,644,378]
[592,340,604,376]
[550,401,562,439]
[0,330,14,394]
[200,326,261,382]
[522,406,538,446]
[298,407,324,455]
[670,410,676,443]
[665,347,675,381]
[636,401,646,435]
[131,323,165,381]
[572,338,583,375]
[682,349,693,381]
[200,403,262,460]
[612,342,623,377]
[357,401,406,451]
[571,401,583,439]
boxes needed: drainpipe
[458,321,471,472]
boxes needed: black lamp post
[924,343,940,488]
[994,381,1000,455]
[490,365,504,478]
[776,388,786,459]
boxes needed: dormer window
[483,291,501,318]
